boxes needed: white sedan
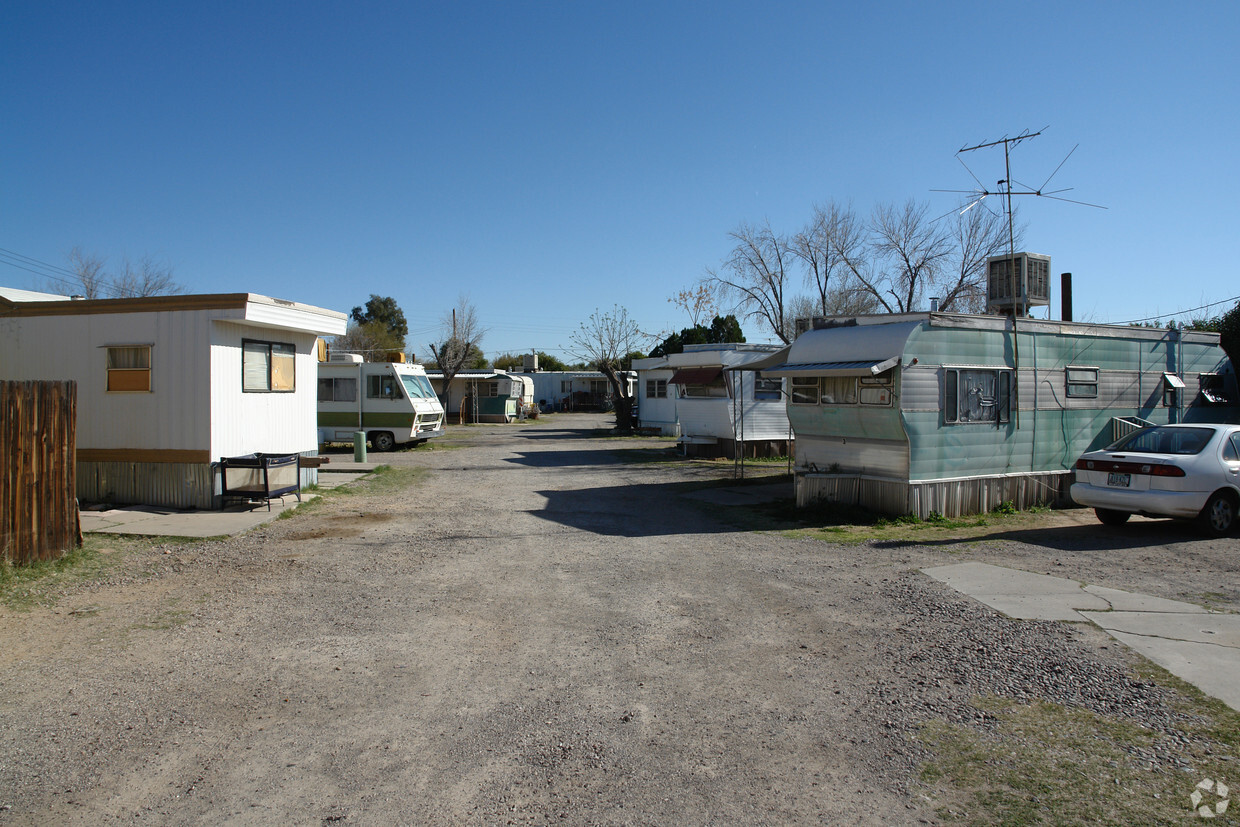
[1071,423,1240,536]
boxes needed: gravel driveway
[1,413,1236,825]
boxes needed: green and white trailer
[762,313,1237,518]
[317,355,446,451]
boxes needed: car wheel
[1197,491,1237,537]
[371,432,396,452]
[1095,508,1131,526]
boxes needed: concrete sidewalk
[924,562,1240,712]
[79,469,372,538]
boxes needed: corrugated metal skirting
[796,471,1072,519]
[78,461,217,510]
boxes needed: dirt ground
[1,413,1237,826]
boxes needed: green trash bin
[353,431,367,462]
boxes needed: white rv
[317,355,446,450]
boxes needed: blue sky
[4,1,1238,361]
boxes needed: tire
[1197,491,1238,537]
[371,431,396,452]
[1095,508,1131,526]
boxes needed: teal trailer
[762,313,1236,518]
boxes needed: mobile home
[667,343,791,458]
[765,313,1236,518]
[317,355,446,450]
[0,290,347,509]
[526,371,635,412]
[425,369,532,423]
[632,356,678,435]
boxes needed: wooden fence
[1,380,80,565]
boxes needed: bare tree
[64,246,108,298]
[567,305,648,431]
[62,247,184,299]
[936,203,1020,313]
[854,200,953,314]
[428,296,486,407]
[112,254,184,298]
[789,202,869,316]
[707,221,793,344]
[839,199,1016,315]
[668,282,719,327]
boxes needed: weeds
[918,693,1238,826]
[0,535,171,610]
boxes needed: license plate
[1107,473,1131,488]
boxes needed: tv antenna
[933,127,1107,268]
[932,128,1106,429]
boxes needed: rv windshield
[400,374,436,400]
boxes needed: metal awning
[760,355,900,378]
[725,345,792,372]
[1162,372,1185,389]
[669,366,723,385]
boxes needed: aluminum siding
[0,309,213,452]
[210,321,322,459]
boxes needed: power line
[0,245,170,299]
[1113,294,1240,326]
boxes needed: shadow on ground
[531,479,795,537]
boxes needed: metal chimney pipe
[1060,273,1073,322]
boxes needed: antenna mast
[957,129,1041,317]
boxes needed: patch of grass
[776,502,1054,545]
[1131,659,1240,748]
[0,534,189,610]
[917,694,1237,826]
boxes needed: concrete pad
[1105,630,1240,712]
[80,493,316,538]
[1083,585,1209,614]
[1081,611,1240,649]
[924,561,1240,713]
[922,562,1109,621]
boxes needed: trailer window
[753,377,782,400]
[317,377,357,402]
[791,377,818,405]
[243,340,295,392]
[106,345,152,392]
[858,369,894,406]
[944,368,1012,424]
[820,377,857,405]
[367,375,401,400]
[646,379,667,399]
[1066,366,1098,399]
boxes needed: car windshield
[1107,426,1215,455]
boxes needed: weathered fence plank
[1,380,79,565]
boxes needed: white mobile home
[0,290,347,509]
[667,344,791,458]
[317,355,445,450]
[526,370,636,412]
[765,313,1237,518]
[632,356,678,435]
